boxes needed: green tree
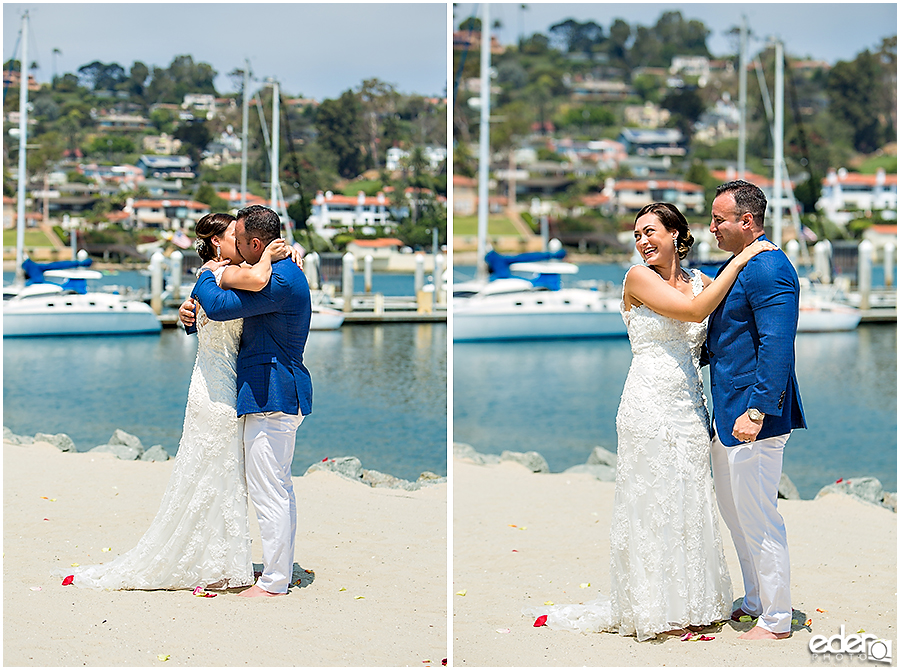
[127,61,150,100]
[173,120,212,162]
[826,49,894,154]
[607,19,631,68]
[458,16,482,32]
[661,87,704,136]
[519,32,550,55]
[194,182,228,211]
[77,61,126,91]
[548,18,604,58]
[315,90,366,179]
[149,107,177,134]
[86,135,136,157]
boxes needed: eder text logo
[809,625,892,664]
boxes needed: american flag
[172,230,192,249]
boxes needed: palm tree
[52,48,61,85]
[518,4,528,47]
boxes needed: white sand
[452,458,896,667]
[4,440,447,666]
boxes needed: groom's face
[234,217,262,265]
[710,193,749,255]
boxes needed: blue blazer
[192,258,312,418]
[705,237,806,446]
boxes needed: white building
[670,55,710,86]
[308,191,392,239]
[818,168,898,225]
[385,146,448,171]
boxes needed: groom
[705,180,806,639]
[183,204,313,598]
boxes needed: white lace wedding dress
[67,269,254,590]
[525,268,731,641]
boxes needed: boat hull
[3,293,162,337]
[453,289,626,342]
[797,304,862,332]
[310,307,344,331]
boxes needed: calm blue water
[3,270,447,481]
[453,264,897,499]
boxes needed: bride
[66,212,300,591]
[525,202,775,640]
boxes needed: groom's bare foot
[739,626,790,640]
[237,584,284,598]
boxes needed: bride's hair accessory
[194,212,237,262]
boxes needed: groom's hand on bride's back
[179,297,197,328]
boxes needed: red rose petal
[62,575,74,586]
[836,478,843,483]
[322,457,328,462]
[534,615,548,627]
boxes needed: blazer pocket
[731,371,756,389]
[240,353,278,369]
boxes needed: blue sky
[4,3,449,100]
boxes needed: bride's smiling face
[634,213,678,265]
[212,221,244,265]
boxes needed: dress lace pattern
[524,268,731,640]
[68,269,253,590]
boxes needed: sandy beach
[3,440,447,667]
[452,458,896,667]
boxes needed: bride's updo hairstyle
[194,212,236,262]
[634,202,694,260]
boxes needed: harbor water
[3,270,447,482]
[453,263,897,499]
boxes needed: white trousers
[710,429,792,634]
[243,411,304,594]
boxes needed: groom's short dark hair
[237,205,281,245]
[716,180,767,229]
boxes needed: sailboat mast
[475,3,491,281]
[270,79,280,217]
[15,11,29,287]
[773,39,784,248]
[737,16,747,180]
[240,59,249,208]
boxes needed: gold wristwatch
[747,408,765,422]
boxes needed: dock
[859,309,897,324]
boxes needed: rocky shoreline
[3,426,446,491]
[454,441,897,512]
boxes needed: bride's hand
[287,244,304,270]
[734,239,778,267]
[200,259,231,273]
[263,238,289,262]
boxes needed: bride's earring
[214,244,221,260]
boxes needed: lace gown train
[66,273,253,590]
[525,269,731,640]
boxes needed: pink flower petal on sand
[534,615,548,627]
[192,586,216,598]
[680,632,693,641]
[61,575,74,586]
[699,635,715,641]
